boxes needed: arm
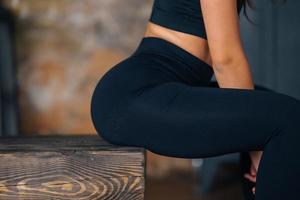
[200,0,261,191]
[200,0,254,89]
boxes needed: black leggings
[91,37,300,200]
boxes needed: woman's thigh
[118,81,300,200]
[95,68,300,200]
[107,81,298,158]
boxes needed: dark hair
[241,0,287,23]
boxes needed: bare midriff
[143,22,213,67]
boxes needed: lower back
[143,22,212,67]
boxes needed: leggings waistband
[132,37,214,85]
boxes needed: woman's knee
[282,94,300,121]
[273,93,300,137]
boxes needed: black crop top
[149,0,243,39]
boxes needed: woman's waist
[144,22,212,66]
[131,36,214,86]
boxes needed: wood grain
[0,135,145,200]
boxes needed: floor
[145,163,246,200]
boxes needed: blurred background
[0,0,299,199]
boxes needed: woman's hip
[92,36,215,100]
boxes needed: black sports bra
[149,0,244,39]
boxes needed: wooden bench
[0,135,145,200]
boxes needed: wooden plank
[0,135,146,200]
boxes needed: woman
[91,0,300,199]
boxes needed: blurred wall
[3,0,153,135]
[240,0,300,99]
[2,0,192,178]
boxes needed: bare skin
[144,0,262,194]
[144,22,213,66]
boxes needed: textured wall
[3,0,153,135]
[3,0,193,177]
